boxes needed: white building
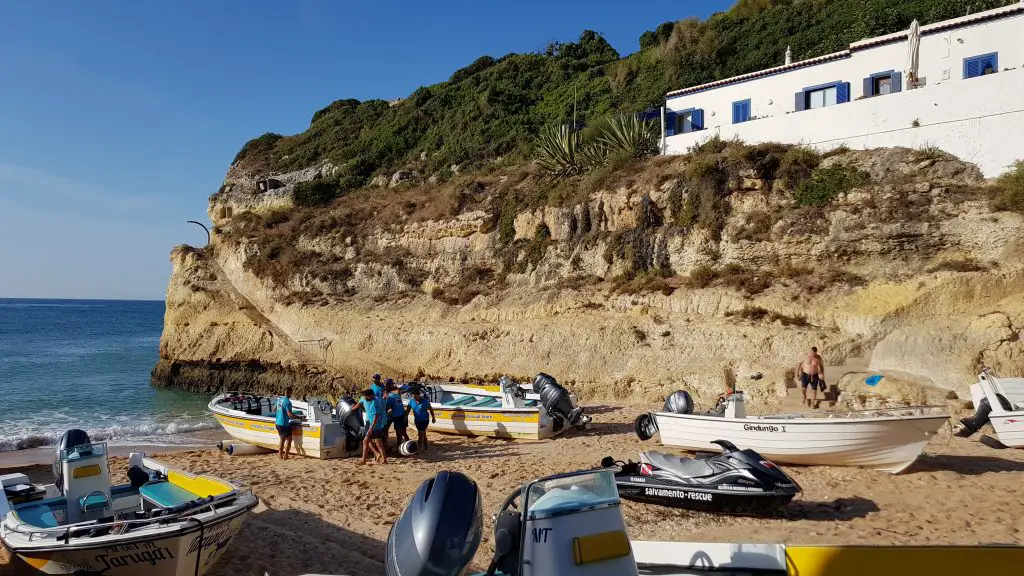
[662,3,1024,177]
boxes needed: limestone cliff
[154,145,1024,405]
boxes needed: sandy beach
[2,394,1023,576]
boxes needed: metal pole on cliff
[187,220,210,246]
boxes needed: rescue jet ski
[601,440,800,515]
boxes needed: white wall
[664,8,1024,177]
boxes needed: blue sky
[0,0,731,300]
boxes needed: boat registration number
[644,487,712,501]
[743,423,786,432]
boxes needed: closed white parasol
[907,19,921,88]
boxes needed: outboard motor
[53,429,92,491]
[385,471,483,576]
[336,396,365,452]
[532,373,590,433]
[956,394,1014,437]
[663,390,694,415]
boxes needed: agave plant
[535,124,585,179]
[595,114,659,159]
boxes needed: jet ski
[600,439,800,515]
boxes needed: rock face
[155,147,1024,402]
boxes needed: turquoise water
[0,298,216,451]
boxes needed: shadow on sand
[583,405,624,416]
[904,453,1024,475]
[776,496,880,521]
[422,438,524,462]
[210,506,384,576]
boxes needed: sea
[0,298,217,452]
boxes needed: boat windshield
[524,470,619,519]
[59,442,107,463]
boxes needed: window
[863,71,902,97]
[732,99,751,124]
[964,53,998,79]
[808,86,837,109]
[674,108,704,134]
[794,82,850,112]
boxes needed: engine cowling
[385,471,482,576]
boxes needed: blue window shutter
[743,101,751,121]
[692,109,704,130]
[795,91,805,112]
[965,58,981,78]
[891,72,902,93]
[863,76,874,98]
[665,112,676,136]
[732,101,740,124]
[837,82,850,104]
[984,54,998,74]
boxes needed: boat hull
[613,475,795,515]
[4,497,254,576]
[210,409,355,459]
[991,412,1024,448]
[652,412,947,473]
[430,406,548,440]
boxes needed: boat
[1,430,257,575]
[635,389,948,473]
[956,369,1024,448]
[600,439,800,515]
[383,468,1024,576]
[409,373,591,440]
[968,372,1024,412]
[208,392,365,459]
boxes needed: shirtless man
[795,350,824,407]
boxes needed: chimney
[785,46,793,65]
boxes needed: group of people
[274,375,437,464]
[352,374,435,465]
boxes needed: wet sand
[3,399,1023,576]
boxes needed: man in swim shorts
[795,349,824,407]
[275,386,298,460]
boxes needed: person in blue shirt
[352,388,388,465]
[275,387,299,460]
[383,380,407,452]
[405,387,436,452]
[370,374,384,398]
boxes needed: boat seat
[644,452,714,480]
[473,397,502,408]
[448,396,477,407]
[16,503,62,529]
[139,481,200,509]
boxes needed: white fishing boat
[969,373,1024,410]
[382,467,1024,576]
[412,374,590,440]
[1,430,257,576]
[636,390,948,473]
[208,392,364,459]
[957,370,1024,448]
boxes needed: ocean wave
[0,420,219,452]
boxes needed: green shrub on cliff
[794,165,870,207]
[991,161,1024,214]
[294,180,341,207]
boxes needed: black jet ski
[600,440,800,515]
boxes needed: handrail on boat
[3,488,251,541]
